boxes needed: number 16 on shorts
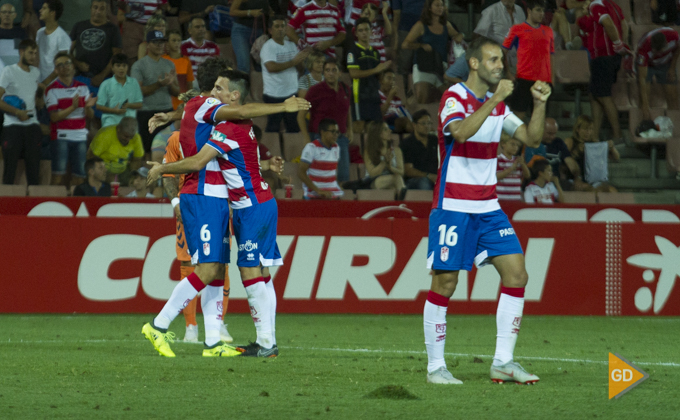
[437,224,457,262]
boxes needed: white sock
[202,282,224,346]
[265,277,277,346]
[244,278,273,348]
[154,274,205,330]
[493,291,525,366]
[423,291,449,374]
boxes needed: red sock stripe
[501,286,525,298]
[426,290,449,307]
[209,279,224,287]
[263,275,272,284]
[187,272,206,292]
[242,277,264,289]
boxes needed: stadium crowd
[0,0,677,202]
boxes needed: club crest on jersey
[440,246,449,262]
[203,243,210,256]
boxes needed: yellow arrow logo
[609,353,649,399]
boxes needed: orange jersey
[164,131,191,261]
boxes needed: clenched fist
[531,81,552,103]
[493,79,514,102]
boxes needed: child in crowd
[360,1,392,62]
[96,53,143,128]
[496,133,530,201]
[524,159,564,204]
[126,167,156,197]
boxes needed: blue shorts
[427,209,523,272]
[231,199,282,267]
[180,194,231,265]
[51,140,87,177]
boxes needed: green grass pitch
[1,314,678,419]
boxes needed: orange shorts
[176,218,191,262]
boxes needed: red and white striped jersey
[378,89,403,117]
[524,181,559,204]
[433,83,517,213]
[581,0,624,59]
[122,0,167,24]
[208,120,275,209]
[496,154,523,201]
[288,0,346,58]
[180,38,220,76]
[179,95,229,198]
[369,23,386,62]
[635,27,680,68]
[347,0,380,25]
[45,78,91,141]
[300,139,343,198]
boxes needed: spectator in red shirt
[503,0,554,121]
[578,0,630,143]
[286,0,346,59]
[297,59,352,182]
[635,27,680,120]
[180,17,221,76]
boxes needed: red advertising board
[1,198,679,316]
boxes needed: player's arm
[298,160,333,198]
[163,176,182,220]
[510,81,551,148]
[446,79,514,143]
[214,97,310,121]
[637,65,651,119]
[146,146,219,186]
[148,108,183,132]
[348,61,392,79]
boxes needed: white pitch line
[2,338,678,368]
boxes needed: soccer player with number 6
[424,37,551,385]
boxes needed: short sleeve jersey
[496,154,523,201]
[583,0,625,58]
[288,0,346,58]
[434,83,517,214]
[300,139,343,198]
[346,42,381,104]
[524,181,559,204]
[636,27,680,68]
[45,78,91,141]
[502,22,554,82]
[207,120,275,209]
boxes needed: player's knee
[505,269,529,288]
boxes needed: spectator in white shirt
[524,159,564,204]
[260,15,311,132]
[36,0,71,85]
[127,167,156,197]
[474,0,525,72]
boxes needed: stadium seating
[251,116,268,132]
[552,50,590,115]
[597,192,635,203]
[633,0,653,24]
[357,189,395,201]
[404,189,433,202]
[629,108,668,178]
[282,132,308,161]
[340,189,356,200]
[27,185,68,197]
[0,185,26,196]
[561,191,597,203]
[282,162,303,188]
[261,132,282,157]
[612,0,633,24]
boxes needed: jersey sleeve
[300,142,315,164]
[589,2,609,23]
[207,125,239,155]
[132,135,145,158]
[260,41,276,65]
[439,91,465,130]
[549,182,559,201]
[45,85,58,111]
[502,25,519,50]
[523,185,537,203]
[288,7,305,30]
[194,97,225,125]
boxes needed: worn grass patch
[365,385,419,400]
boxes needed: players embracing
[424,37,551,385]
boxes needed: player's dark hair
[526,0,545,10]
[323,58,338,72]
[319,119,338,133]
[111,53,129,66]
[356,17,372,30]
[52,51,71,64]
[252,124,262,141]
[46,0,64,20]
[218,69,250,104]
[197,57,233,93]
[420,0,447,26]
[18,39,37,51]
[465,36,501,64]
[531,159,550,180]
[84,157,104,175]
[412,109,431,124]
[651,32,667,52]
[268,14,286,28]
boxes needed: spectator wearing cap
[131,30,179,152]
[181,16,220,76]
[36,0,70,86]
[45,51,96,186]
[96,53,144,128]
[0,3,27,66]
[89,116,145,183]
[136,14,167,62]
[392,0,425,75]
[70,0,122,87]
[127,166,156,197]
[286,0,346,59]
[261,15,310,133]
[119,0,169,62]
[0,38,41,185]
[298,59,352,182]
[635,27,680,121]
[73,156,111,196]
[400,109,438,190]
[230,0,272,73]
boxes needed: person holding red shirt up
[578,0,630,143]
[503,0,554,121]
